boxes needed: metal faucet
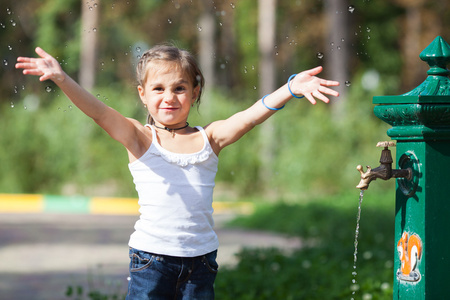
[356,141,412,190]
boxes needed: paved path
[0,213,301,299]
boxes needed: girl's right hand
[15,47,65,83]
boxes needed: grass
[215,189,396,299]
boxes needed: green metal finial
[403,36,450,96]
[420,36,450,76]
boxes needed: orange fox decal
[397,232,422,282]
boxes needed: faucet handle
[376,141,395,148]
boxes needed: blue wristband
[288,74,305,99]
[261,94,285,111]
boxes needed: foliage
[0,0,444,197]
[0,79,394,197]
[0,85,141,195]
[65,266,127,300]
[215,191,395,299]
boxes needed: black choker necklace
[153,122,189,137]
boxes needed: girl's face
[138,61,200,128]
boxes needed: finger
[305,66,323,76]
[16,56,32,63]
[39,74,51,82]
[313,91,330,103]
[35,47,52,59]
[23,69,44,76]
[319,86,340,97]
[304,94,317,105]
[320,79,340,86]
[15,62,36,69]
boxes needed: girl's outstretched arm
[16,47,144,151]
[207,66,339,154]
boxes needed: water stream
[351,189,364,299]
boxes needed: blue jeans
[126,247,218,300]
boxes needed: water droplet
[127,277,131,281]
[348,5,355,13]
[197,24,202,31]
[3,59,8,66]
[168,19,172,24]
[345,80,351,87]
[366,27,371,33]
[45,86,52,92]
[136,47,141,53]
[68,105,73,110]
[8,45,12,50]
[317,52,324,59]
[6,8,12,15]
[230,3,235,9]
[10,102,14,108]
[93,28,97,32]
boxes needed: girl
[16,45,339,299]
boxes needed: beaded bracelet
[288,74,305,99]
[261,94,285,111]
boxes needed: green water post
[373,36,450,299]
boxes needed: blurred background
[1,0,450,299]
[2,0,450,198]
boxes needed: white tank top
[128,125,219,257]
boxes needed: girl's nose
[163,91,176,103]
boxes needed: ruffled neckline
[148,125,216,167]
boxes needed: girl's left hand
[290,66,340,104]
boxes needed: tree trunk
[324,0,351,120]
[79,0,99,91]
[258,0,277,191]
[199,0,216,117]
[400,2,423,90]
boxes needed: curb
[0,194,253,215]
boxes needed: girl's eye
[175,86,186,92]
[154,87,164,92]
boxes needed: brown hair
[136,44,204,105]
